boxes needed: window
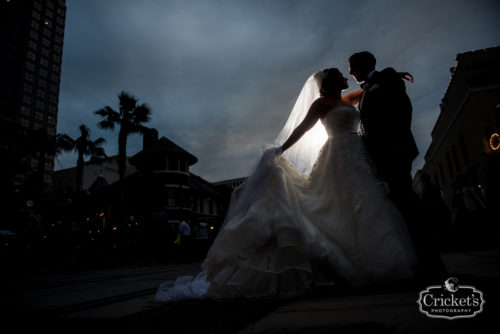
[27,51,36,61]
[446,152,454,178]
[209,198,213,214]
[167,189,176,207]
[168,157,179,171]
[20,118,30,127]
[459,134,469,165]
[451,145,460,173]
[32,11,41,21]
[439,163,446,186]
[179,159,187,172]
[21,106,31,115]
[22,94,32,104]
[24,84,33,93]
[35,112,44,120]
[26,62,35,71]
[28,40,38,50]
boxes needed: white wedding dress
[155,75,419,302]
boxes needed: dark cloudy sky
[56,0,500,181]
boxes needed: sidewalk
[239,249,500,334]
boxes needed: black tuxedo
[359,67,445,278]
[359,67,418,181]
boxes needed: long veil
[274,73,328,174]
[155,73,329,302]
[217,73,327,230]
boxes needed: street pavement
[2,249,499,333]
[239,249,500,334]
[3,262,202,317]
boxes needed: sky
[56,0,500,182]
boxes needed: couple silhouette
[155,51,445,302]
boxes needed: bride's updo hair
[316,68,343,97]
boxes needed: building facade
[419,47,500,214]
[47,129,226,265]
[128,128,222,226]
[1,0,66,188]
[53,156,136,198]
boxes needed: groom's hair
[349,51,376,70]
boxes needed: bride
[155,68,419,301]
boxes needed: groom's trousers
[383,162,447,279]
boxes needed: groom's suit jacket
[359,67,419,177]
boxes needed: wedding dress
[155,74,419,302]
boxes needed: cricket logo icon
[417,277,485,319]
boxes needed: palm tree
[94,91,152,182]
[58,125,107,192]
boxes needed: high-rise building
[0,0,66,189]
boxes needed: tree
[58,125,107,192]
[94,91,152,182]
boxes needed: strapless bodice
[321,105,360,137]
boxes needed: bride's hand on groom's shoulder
[398,72,414,83]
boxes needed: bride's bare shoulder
[312,97,341,118]
[313,96,339,108]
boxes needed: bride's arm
[342,89,363,106]
[280,99,324,152]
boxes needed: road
[5,262,202,318]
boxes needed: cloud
[57,0,500,181]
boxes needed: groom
[348,51,445,279]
